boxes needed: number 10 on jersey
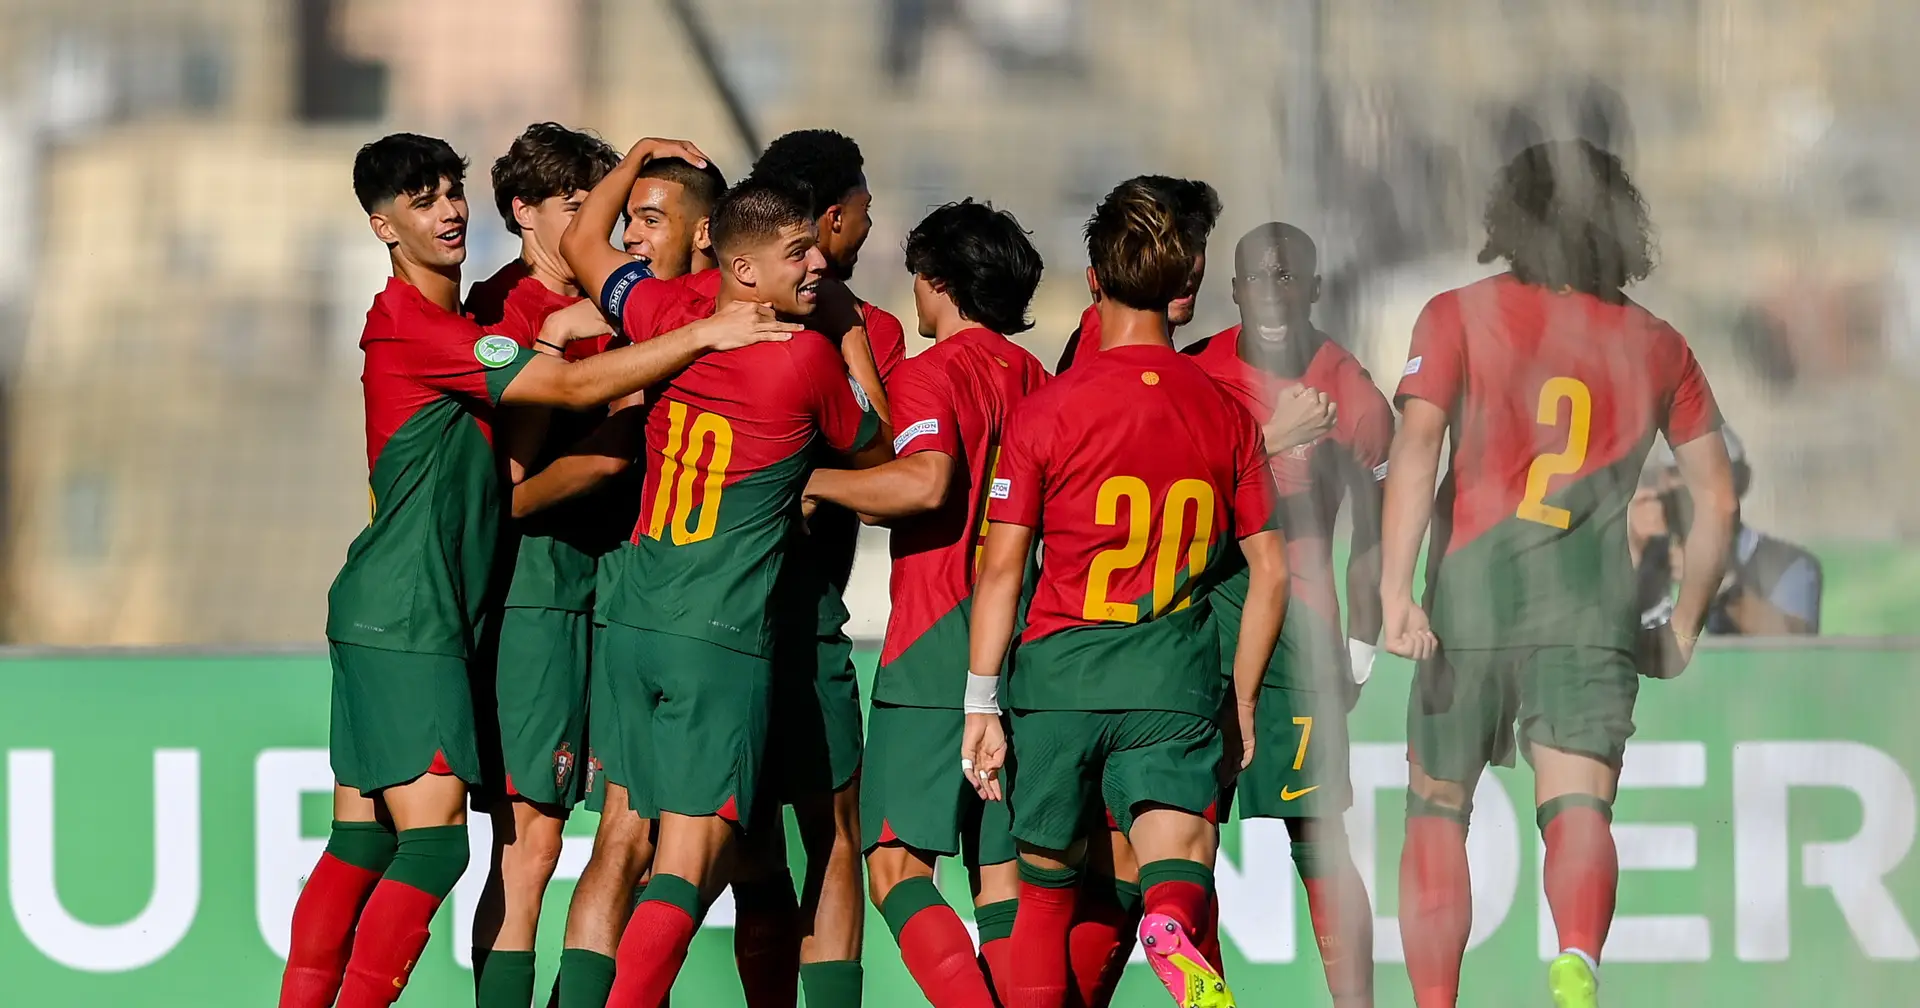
[647,401,734,545]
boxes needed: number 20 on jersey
[1082,476,1216,622]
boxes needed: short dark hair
[638,156,728,215]
[1137,174,1223,253]
[1084,178,1198,310]
[904,199,1043,335]
[490,123,619,234]
[1478,139,1654,297]
[353,133,468,213]
[750,129,864,218]
[709,178,814,256]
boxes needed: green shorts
[475,607,589,809]
[600,623,772,827]
[329,641,481,795]
[860,702,1016,867]
[1007,709,1222,850]
[583,620,620,814]
[1232,685,1352,819]
[764,628,865,801]
[1408,645,1639,784]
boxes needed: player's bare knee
[1406,760,1470,811]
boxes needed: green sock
[800,959,863,1008]
[475,949,536,1008]
[555,948,617,1008]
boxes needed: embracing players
[282,132,770,1008]
[1381,140,1736,1008]
[966,178,1290,1008]
[802,199,1048,1008]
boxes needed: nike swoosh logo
[1280,785,1319,801]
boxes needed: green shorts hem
[328,641,481,795]
[1007,709,1221,849]
[860,702,1016,867]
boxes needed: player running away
[1381,139,1737,1008]
[566,177,890,1008]
[966,179,1290,1008]
[801,199,1048,1008]
[280,133,780,1008]
[1183,222,1391,1007]
[541,143,729,1008]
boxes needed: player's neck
[393,254,460,313]
[714,282,780,319]
[690,248,717,274]
[519,240,580,298]
[1096,302,1173,350]
[930,307,975,343]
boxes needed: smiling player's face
[624,178,700,280]
[739,223,828,317]
[371,177,468,269]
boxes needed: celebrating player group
[279,119,1737,1008]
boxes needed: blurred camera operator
[1631,427,1821,635]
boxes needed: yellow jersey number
[1082,476,1216,622]
[1516,376,1591,529]
[646,401,734,545]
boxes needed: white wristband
[1347,639,1377,686]
[963,673,1001,715]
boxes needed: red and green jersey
[1396,273,1721,650]
[465,260,621,613]
[776,300,908,638]
[325,276,536,656]
[595,279,881,656]
[989,343,1277,717]
[875,327,1049,707]
[1054,302,1103,372]
[1187,327,1393,680]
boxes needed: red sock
[732,889,800,1008]
[334,879,446,1008]
[1066,892,1129,1008]
[896,904,998,1008]
[1141,879,1208,938]
[1303,869,1375,1002]
[1400,816,1470,1008]
[279,853,384,1008]
[1092,921,1139,1008]
[978,937,1014,1007]
[1008,880,1077,1008]
[1543,805,1618,962]
[1195,892,1224,974]
[606,901,698,1008]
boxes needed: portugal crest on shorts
[553,742,576,789]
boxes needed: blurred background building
[0,0,1915,643]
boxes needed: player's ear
[511,197,539,235]
[824,206,844,235]
[1310,274,1323,305]
[367,210,399,249]
[1084,266,1100,301]
[730,251,756,289]
[694,216,713,254]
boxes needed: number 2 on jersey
[647,401,733,545]
[1082,477,1215,622]
[1516,376,1591,529]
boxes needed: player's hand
[1384,598,1439,661]
[695,300,801,352]
[627,137,708,169]
[961,713,1007,802]
[539,298,613,348]
[1265,384,1337,455]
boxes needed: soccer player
[280,132,786,1008]
[965,179,1290,1008]
[1052,176,1216,372]
[1185,222,1391,1007]
[801,199,1048,1008]
[563,177,890,1008]
[1381,140,1736,1008]
[461,121,620,1008]
[534,150,729,1008]
[731,127,903,1008]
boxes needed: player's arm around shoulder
[803,358,958,520]
[498,299,798,410]
[791,332,893,469]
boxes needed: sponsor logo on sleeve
[474,334,520,368]
[1373,460,1390,481]
[1403,355,1423,376]
[989,478,1011,500]
[893,418,939,452]
[847,375,873,412]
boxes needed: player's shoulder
[859,300,905,337]
[462,262,524,326]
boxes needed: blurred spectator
[1633,428,1822,635]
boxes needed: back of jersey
[990,343,1274,717]
[1397,273,1720,651]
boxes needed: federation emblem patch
[847,375,873,412]
[1403,355,1423,376]
[1141,371,1160,386]
[989,477,1011,500]
[553,742,576,789]
[475,334,520,368]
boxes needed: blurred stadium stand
[0,0,1917,643]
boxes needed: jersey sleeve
[600,260,663,342]
[1394,292,1465,412]
[1660,330,1722,446]
[1229,406,1280,539]
[1343,366,1395,482]
[861,304,907,384]
[797,338,882,454]
[886,362,961,458]
[986,402,1045,527]
[403,309,535,406]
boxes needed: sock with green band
[1137,859,1214,952]
[973,897,1019,1006]
[1536,793,1613,832]
[326,819,399,872]
[1406,791,1472,827]
[1539,793,1617,964]
[336,824,471,1007]
[799,960,863,1008]
[279,821,398,1008]
[1011,861,1079,1007]
[474,949,536,1008]
[554,948,616,1008]
[1017,860,1080,888]
[609,874,704,1008]
[878,878,992,1008]
[1291,831,1375,1002]
[382,825,471,896]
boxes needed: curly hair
[749,129,864,218]
[904,199,1043,334]
[1478,139,1654,297]
[490,122,619,234]
[1085,178,1198,310]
